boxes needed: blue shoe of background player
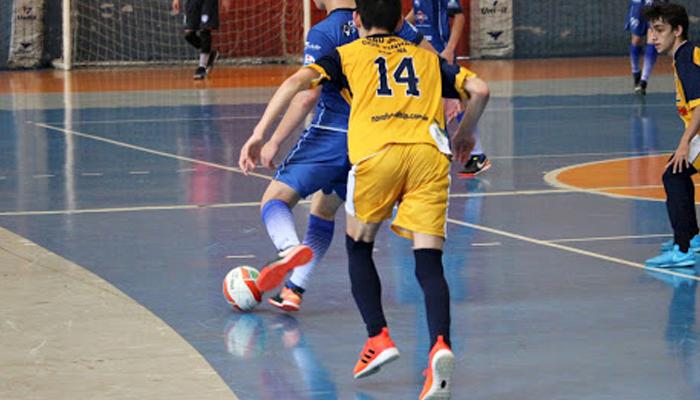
[660,234,700,252]
[646,245,696,268]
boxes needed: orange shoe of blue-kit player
[419,336,455,400]
[353,327,400,379]
[256,245,313,292]
[268,285,303,312]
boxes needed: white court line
[471,242,502,247]
[0,200,312,217]
[31,122,273,181]
[32,174,54,179]
[446,218,700,282]
[225,255,256,259]
[546,233,672,244]
[26,121,693,282]
[544,154,671,203]
[43,115,262,125]
[80,172,103,177]
[489,149,670,160]
[128,171,150,175]
[37,102,672,126]
[447,184,686,198]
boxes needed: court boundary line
[543,154,674,202]
[30,122,273,181]
[27,121,695,282]
[37,100,673,126]
[446,218,699,281]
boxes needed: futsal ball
[223,266,262,312]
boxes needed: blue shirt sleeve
[396,20,424,45]
[303,27,335,66]
[439,57,461,99]
[677,47,700,106]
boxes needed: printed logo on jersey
[201,14,209,23]
[342,20,357,37]
[414,0,420,7]
[629,17,640,29]
[416,10,427,24]
[305,41,322,51]
[304,54,316,65]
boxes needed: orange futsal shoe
[256,245,313,292]
[353,327,400,379]
[419,336,455,400]
[268,286,303,312]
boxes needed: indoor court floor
[2,57,700,400]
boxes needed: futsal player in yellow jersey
[247,0,489,397]
[643,3,700,268]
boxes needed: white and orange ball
[223,266,262,312]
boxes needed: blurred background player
[172,0,230,80]
[406,0,491,178]
[643,3,700,268]
[238,0,426,308]
[625,0,669,95]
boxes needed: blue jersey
[303,8,422,132]
[412,0,462,53]
[625,0,669,36]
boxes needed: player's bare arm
[442,13,464,62]
[668,105,700,173]
[451,76,490,164]
[259,87,322,169]
[239,68,321,174]
[171,0,180,13]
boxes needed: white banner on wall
[8,0,45,68]
[473,0,513,58]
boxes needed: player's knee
[184,30,201,49]
[199,29,212,53]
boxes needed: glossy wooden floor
[2,56,699,400]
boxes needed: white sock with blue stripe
[289,214,334,290]
[261,199,300,252]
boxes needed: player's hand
[239,135,264,174]
[444,98,462,124]
[451,133,476,165]
[171,0,180,14]
[440,48,455,64]
[260,141,280,170]
[667,142,691,174]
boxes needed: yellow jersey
[672,41,700,128]
[307,33,475,164]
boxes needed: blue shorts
[274,126,350,201]
[625,1,648,37]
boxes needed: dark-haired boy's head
[643,3,689,41]
[355,0,402,32]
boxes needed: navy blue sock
[346,235,386,337]
[415,248,451,348]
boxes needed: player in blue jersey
[643,3,700,268]
[238,0,427,311]
[626,0,669,95]
[406,0,491,178]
